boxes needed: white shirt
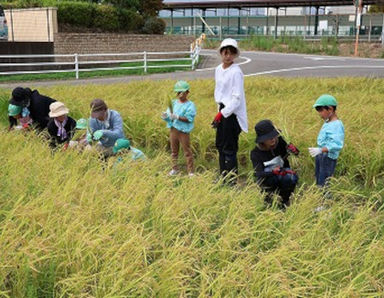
[214,63,248,132]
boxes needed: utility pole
[354,0,363,56]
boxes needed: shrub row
[1,1,165,33]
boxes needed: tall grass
[1,77,384,296]
[208,36,342,56]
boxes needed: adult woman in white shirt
[212,38,248,184]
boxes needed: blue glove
[93,130,103,141]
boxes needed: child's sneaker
[169,169,178,176]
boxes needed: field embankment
[205,37,384,59]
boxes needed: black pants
[215,105,241,180]
[261,173,298,207]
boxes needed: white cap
[218,38,240,57]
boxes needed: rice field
[1,77,384,297]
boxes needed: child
[113,138,146,161]
[251,120,299,208]
[7,104,33,130]
[212,38,248,183]
[309,94,344,187]
[68,118,88,149]
[47,102,76,148]
[161,80,196,176]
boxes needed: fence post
[143,51,147,73]
[74,53,79,79]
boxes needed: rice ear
[167,97,173,114]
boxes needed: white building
[266,6,358,16]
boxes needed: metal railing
[0,47,201,79]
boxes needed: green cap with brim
[8,104,22,116]
[76,118,88,130]
[113,138,131,154]
[174,80,190,92]
[313,94,338,108]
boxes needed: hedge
[0,1,157,33]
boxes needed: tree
[368,5,384,13]
[107,0,139,10]
[139,0,162,17]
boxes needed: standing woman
[212,38,248,183]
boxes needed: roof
[163,0,384,9]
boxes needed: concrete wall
[4,7,58,42]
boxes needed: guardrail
[0,47,201,79]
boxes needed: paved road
[1,50,383,88]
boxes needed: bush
[141,16,165,34]
[93,5,119,31]
[1,0,162,33]
[117,8,144,32]
[57,1,95,28]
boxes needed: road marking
[304,56,346,61]
[196,55,252,72]
[244,65,384,76]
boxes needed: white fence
[0,47,201,79]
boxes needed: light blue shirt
[115,147,146,166]
[163,99,196,134]
[317,119,345,160]
[129,147,146,161]
[88,109,125,147]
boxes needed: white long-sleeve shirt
[214,63,248,132]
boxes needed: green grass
[1,77,384,296]
[0,59,194,83]
[207,36,341,56]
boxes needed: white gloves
[170,113,179,121]
[161,112,179,121]
[68,140,78,148]
[308,147,322,157]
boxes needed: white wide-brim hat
[218,38,240,57]
[49,101,69,118]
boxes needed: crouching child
[8,104,33,131]
[250,120,299,208]
[47,102,76,149]
[68,118,89,149]
[113,138,146,163]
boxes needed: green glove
[86,133,92,143]
[93,130,103,141]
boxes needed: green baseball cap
[313,94,338,108]
[174,80,190,92]
[113,138,131,154]
[8,104,22,116]
[76,118,87,130]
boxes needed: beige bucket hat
[49,101,69,118]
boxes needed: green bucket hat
[313,94,338,108]
[8,104,22,116]
[174,80,190,92]
[76,118,88,130]
[113,138,131,154]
